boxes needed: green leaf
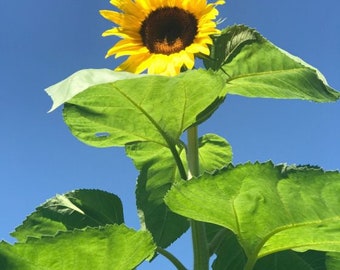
[198,133,232,173]
[0,224,156,270]
[12,189,124,242]
[254,250,326,270]
[327,253,340,270]
[126,133,231,248]
[45,69,143,112]
[207,225,326,270]
[126,141,189,248]
[165,162,340,268]
[206,225,246,270]
[62,69,226,148]
[204,25,340,102]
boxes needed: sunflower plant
[1,1,340,270]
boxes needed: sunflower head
[100,0,225,76]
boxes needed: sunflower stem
[187,126,209,270]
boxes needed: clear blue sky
[1,0,340,269]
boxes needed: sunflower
[100,0,225,76]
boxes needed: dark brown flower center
[140,7,198,55]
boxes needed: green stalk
[157,247,188,270]
[243,256,257,270]
[208,228,227,256]
[187,126,209,270]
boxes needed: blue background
[1,0,339,268]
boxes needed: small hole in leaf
[95,132,111,138]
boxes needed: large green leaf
[45,69,142,112]
[11,189,124,242]
[62,69,226,148]
[0,224,156,270]
[204,25,339,102]
[126,134,232,248]
[165,162,340,268]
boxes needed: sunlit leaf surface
[165,162,340,267]
[62,69,226,148]
[205,25,339,102]
[1,224,155,270]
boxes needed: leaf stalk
[156,247,188,270]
